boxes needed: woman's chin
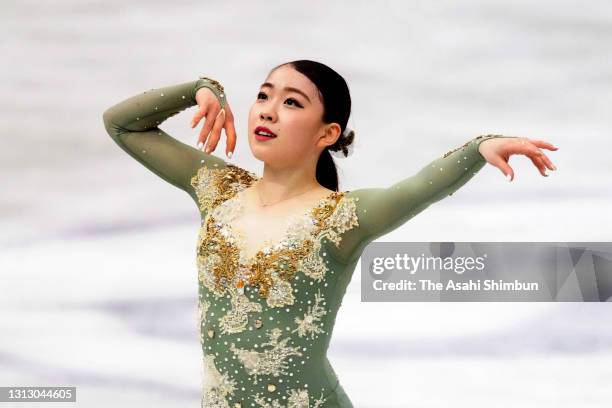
[250,142,275,158]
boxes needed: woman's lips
[255,132,276,141]
[254,126,277,141]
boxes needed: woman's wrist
[442,134,503,160]
[194,76,227,109]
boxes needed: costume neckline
[220,177,343,266]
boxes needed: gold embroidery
[197,216,241,296]
[218,190,355,307]
[219,287,263,334]
[292,289,327,339]
[195,165,360,315]
[299,195,360,281]
[230,327,303,383]
[201,354,236,408]
[190,163,258,213]
[321,194,360,247]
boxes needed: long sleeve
[335,135,518,262]
[102,78,228,206]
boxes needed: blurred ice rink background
[1,0,612,407]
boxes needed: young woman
[102,60,557,408]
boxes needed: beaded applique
[198,295,210,343]
[218,287,263,334]
[214,190,349,305]
[292,289,327,339]
[201,354,236,408]
[190,163,258,215]
[253,388,326,408]
[191,164,360,312]
[230,328,304,383]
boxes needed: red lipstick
[254,126,277,141]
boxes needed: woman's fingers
[540,152,556,171]
[490,155,515,182]
[204,109,226,153]
[528,155,549,177]
[527,139,559,151]
[522,143,557,172]
[484,136,558,183]
[197,107,221,150]
[524,139,558,170]
[223,105,237,158]
[191,108,207,130]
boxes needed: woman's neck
[256,162,328,205]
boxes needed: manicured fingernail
[227,151,233,158]
[197,141,203,149]
[551,164,557,170]
[506,174,512,182]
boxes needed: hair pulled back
[269,60,353,191]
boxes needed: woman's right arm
[102,78,228,206]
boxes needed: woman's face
[247,65,340,167]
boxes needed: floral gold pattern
[191,164,360,310]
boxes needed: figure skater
[102,59,557,408]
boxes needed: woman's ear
[318,122,342,149]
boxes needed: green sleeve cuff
[194,76,227,109]
[444,134,518,162]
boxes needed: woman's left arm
[335,134,558,262]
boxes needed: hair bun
[329,127,355,158]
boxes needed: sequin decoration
[292,289,327,339]
[300,195,360,281]
[253,388,326,408]
[442,134,505,158]
[201,354,236,408]
[316,193,360,248]
[219,287,263,334]
[190,163,258,215]
[192,164,360,312]
[198,296,210,343]
[230,328,303,383]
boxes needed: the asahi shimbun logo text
[371,253,487,275]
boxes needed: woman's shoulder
[190,161,259,213]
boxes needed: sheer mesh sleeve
[334,135,518,263]
[102,78,229,209]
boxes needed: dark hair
[269,60,353,191]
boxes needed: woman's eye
[285,98,302,107]
[256,92,302,107]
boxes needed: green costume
[103,78,514,408]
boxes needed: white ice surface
[2,0,612,406]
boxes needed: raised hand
[191,87,237,158]
[478,136,559,181]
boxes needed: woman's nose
[260,113,273,121]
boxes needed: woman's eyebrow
[260,82,311,103]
